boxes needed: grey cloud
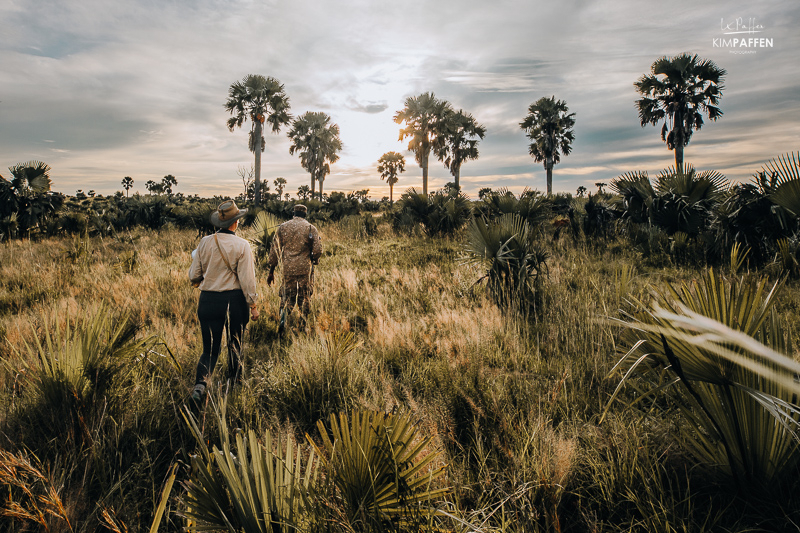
[345,99,389,114]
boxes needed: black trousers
[195,290,249,386]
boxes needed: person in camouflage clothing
[267,204,322,334]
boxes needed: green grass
[0,219,799,531]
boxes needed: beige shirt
[189,230,258,306]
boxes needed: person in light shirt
[188,200,259,402]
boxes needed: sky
[1,0,798,199]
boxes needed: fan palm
[377,151,406,203]
[247,210,281,265]
[2,161,63,236]
[14,304,174,448]
[608,269,800,489]
[393,188,471,237]
[763,151,800,217]
[287,111,343,200]
[610,171,655,224]
[310,410,448,529]
[649,164,728,236]
[712,177,794,264]
[394,92,453,195]
[635,53,726,168]
[9,160,52,193]
[181,396,318,533]
[463,213,549,310]
[520,96,575,195]
[480,188,552,229]
[225,75,291,206]
[121,176,134,197]
[437,109,486,192]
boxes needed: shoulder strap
[214,233,236,275]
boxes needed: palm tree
[161,174,177,196]
[437,110,486,192]
[225,75,291,206]
[377,151,406,203]
[287,112,342,200]
[635,53,726,168]
[394,92,453,195]
[273,177,286,199]
[520,96,575,195]
[121,176,134,197]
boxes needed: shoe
[191,383,206,403]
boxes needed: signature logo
[720,17,764,35]
[714,18,773,54]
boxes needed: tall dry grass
[0,218,798,531]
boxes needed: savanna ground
[1,216,799,532]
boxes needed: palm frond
[608,269,800,487]
[309,410,448,526]
[180,395,318,533]
[764,152,800,215]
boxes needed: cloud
[0,0,797,198]
[345,98,389,114]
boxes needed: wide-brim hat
[293,204,307,214]
[210,200,248,228]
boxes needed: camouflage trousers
[280,280,313,315]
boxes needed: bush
[392,188,472,237]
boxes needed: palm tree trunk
[454,166,461,192]
[318,175,324,200]
[675,142,684,170]
[310,172,316,198]
[422,151,429,195]
[390,183,394,203]
[546,159,553,196]
[254,119,263,206]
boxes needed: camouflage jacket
[267,216,322,285]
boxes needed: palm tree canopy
[519,96,575,166]
[438,110,486,176]
[287,111,343,180]
[635,53,726,150]
[394,92,453,167]
[225,74,292,152]
[377,151,406,186]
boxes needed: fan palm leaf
[464,214,548,309]
[309,410,448,526]
[180,395,318,533]
[247,210,281,264]
[764,152,800,216]
[610,171,654,223]
[608,269,800,488]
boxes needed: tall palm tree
[635,53,726,169]
[377,151,406,203]
[121,176,134,197]
[287,112,342,200]
[520,96,575,195]
[437,110,486,192]
[225,75,291,206]
[394,92,453,195]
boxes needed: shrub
[392,188,471,237]
[463,214,548,312]
[608,269,800,489]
